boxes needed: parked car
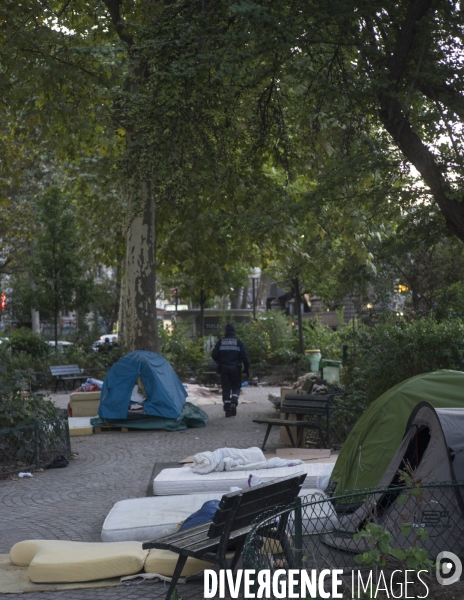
[47,341,74,353]
[93,334,119,352]
[92,340,103,352]
[100,333,118,342]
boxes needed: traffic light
[0,293,6,312]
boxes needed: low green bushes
[0,371,57,430]
[235,312,344,366]
[343,314,464,405]
[8,328,50,359]
[159,325,206,378]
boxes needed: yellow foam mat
[144,548,212,577]
[0,555,120,593]
[70,426,93,436]
[10,540,148,583]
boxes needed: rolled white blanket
[192,447,303,474]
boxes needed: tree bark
[367,0,464,242]
[378,94,464,242]
[293,277,305,355]
[31,309,40,334]
[103,1,161,353]
[230,286,243,309]
[199,289,205,339]
[241,284,249,309]
[119,180,160,352]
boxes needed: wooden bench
[142,473,306,600]
[253,393,333,451]
[49,365,88,392]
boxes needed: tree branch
[378,93,464,241]
[387,0,434,90]
[102,0,134,46]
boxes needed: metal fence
[243,482,464,597]
[0,410,71,477]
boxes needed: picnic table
[253,393,334,450]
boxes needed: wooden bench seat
[142,473,306,600]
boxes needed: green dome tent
[331,370,464,494]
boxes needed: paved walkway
[0,386,282,599]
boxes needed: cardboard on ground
[276,448,331,460]
[179,456,194,464]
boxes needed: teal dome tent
[98,350,187,420]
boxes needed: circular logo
[436,551,462,586]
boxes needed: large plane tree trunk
[103,2,161,353]
[119,180,160,352]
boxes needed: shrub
[235,312,295,365]
[8,328,50,359]
[343,314,464,404]
[0,372,57,429]
[302,318,344,361]
[159,324,206,377]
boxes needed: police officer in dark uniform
[211,323,250,417]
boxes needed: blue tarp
[98,350,187,420]
[91,402,208,431]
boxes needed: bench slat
[254,418,317,426]
[50,364,82,376]
[212,481,302,522]
[283,393,332,402]
[163,526,253,557]
[49,365,87,392]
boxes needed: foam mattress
[102,493,222,542]
[68,417,93,436]
[153,462,335,496]
[102,489,332,544]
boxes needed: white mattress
[290,492,339,535]
[101,493,222,542]
[152,463,335,496]
[101,489,334,543]
[68,417,93,429]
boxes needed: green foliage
[354,522,432,571]
[0,373,57,429]
[343,315,464,404]
[92,276,121,336]
[32,186,95,346]
[8,329,50,359]
[235,313,295,365]
[3,272,36,327]
[3,0,464,351]
[0,345,49,377]
[159,325,206,377]
[354,478,434,573]
[0,336,109,384]
[0,392,57,430]
[303,319,344,362]
[49,345,109,373]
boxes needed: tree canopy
[1,0,463,349]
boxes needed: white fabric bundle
[192,447,303,474]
